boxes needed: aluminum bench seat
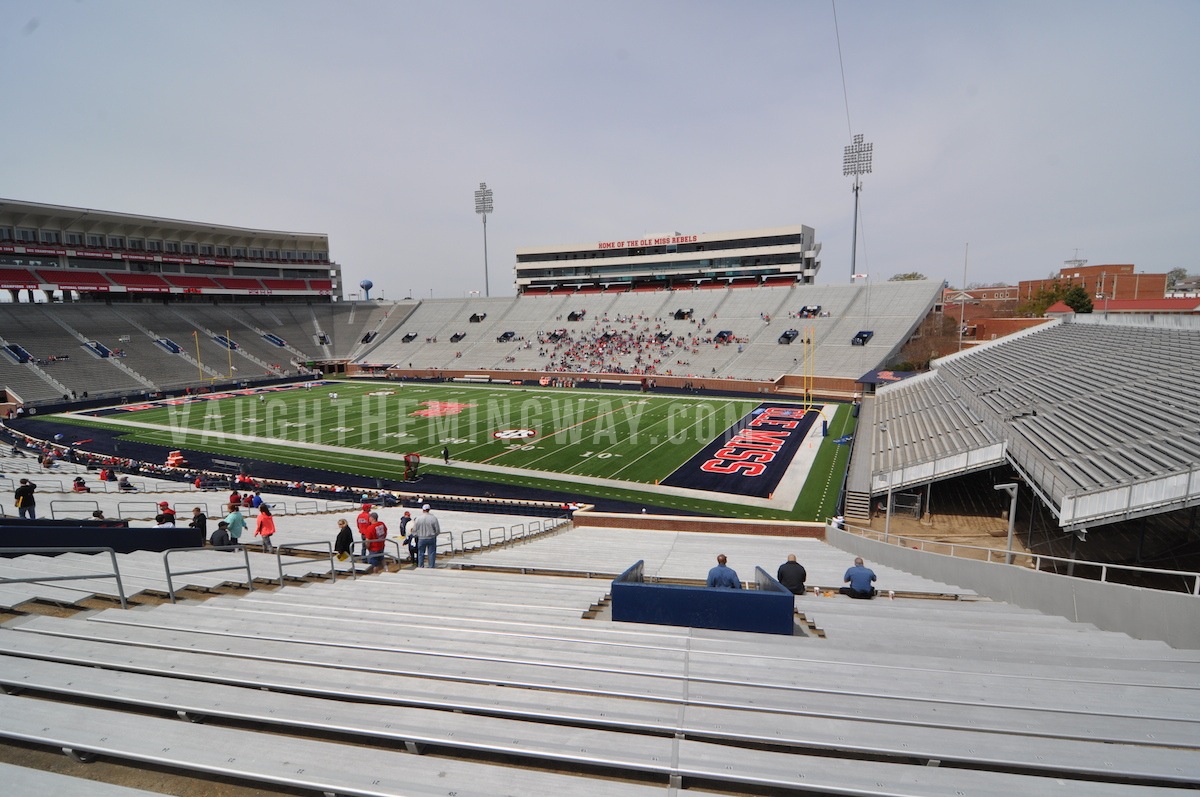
[0,583,93,609]
[0,653,1195,787]
[0,558,123,600]
[3,624,1194,751]
[0,761,169,797]
[671,736,1196,796]
[224,576,611,615]
[679,655,1199,721]
[88,603,690,673]
[13,614,691,702]
[36,606,1200,725]
[0,654,679,776]
[119,549,313,586]
[793,612,1175,654]
[0,622,676,730]
[0,692,668,797]
[120,590,1200,686]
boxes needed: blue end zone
[659,402,818,498]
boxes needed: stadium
[0,198,1198,796]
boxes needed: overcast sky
[2,0,1197,298]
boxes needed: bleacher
[863,315,1200,531]
[0,305,149,398]
[0,531,1195,795]
[356,281,941,381]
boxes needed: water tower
[359,279,374,300]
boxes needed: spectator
[410,504,441,568]
[363,511,387,574]
[398,510,414,564]
[840,557,878,599]
[91,510,106,520]
[224,503,247,546]
[158,501,177,523]
[72,476,91,493]
[254,504,276,553]
[210,520,232,548]
[776,553,808,595]
[334,518,354,561]
[14,478,36,520]
[154,513,175,528]
[706,554,742,589]
[118,475,137,492]
[189,507,208,537]
[356,503,374,556]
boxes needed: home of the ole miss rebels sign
[596,234,699,250]
[661,404,817,499]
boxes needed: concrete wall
[826,526,1200,650]
[575,512,825,537]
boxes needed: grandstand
[0,505,1196,794]
[2,274,1200,793]
[357,280,941,382]
[852,314,1200,542]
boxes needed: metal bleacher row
[1,542,1197,796]
[865,315,1200,528]
[0,302,396,403]
[359,280,942,381]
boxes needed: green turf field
[58,380,856,520]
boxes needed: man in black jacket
[776,553,807,596]
[14,478,36,520]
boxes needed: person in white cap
[409,503,441,568]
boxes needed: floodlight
[843,134,874,281]
[474,182,494,296]
[843,133,873,176]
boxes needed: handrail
[839,523,1200,595]
[0,546,127,609]
[162,545,254,604]
[49,499,101,519]
[274,540,340,586]
[344,538,405,580]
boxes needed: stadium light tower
[474,182,494,297]
[843,133,873,282]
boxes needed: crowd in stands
[525,312,749,377]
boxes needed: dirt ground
[857,510,1031,563]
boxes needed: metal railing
[839,523,1200,595]
[274,540,342,586]
[49,499,101,519]
[162,545,255,604]
[459,516,561,552]
[0,546,128,609]
[343,538,406,580]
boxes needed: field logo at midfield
[660,403,818,498]
[493,429,537,440]
[410,401,476,417]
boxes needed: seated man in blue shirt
[840,557,878,599]
[706,554,742,589]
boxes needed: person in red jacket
[363,511,387,574]
[355,503,374,557]
[254,505,277,553]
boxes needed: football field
[58,380,856,520]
